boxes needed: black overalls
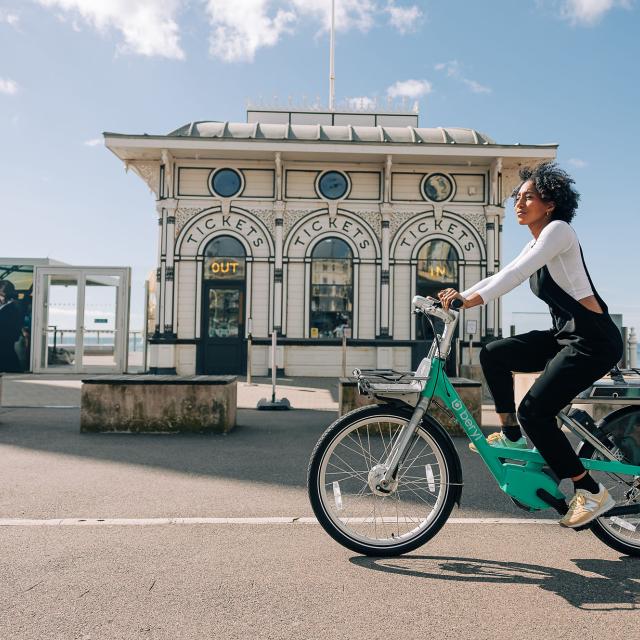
[480,248,623,479]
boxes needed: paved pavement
[0,407,515,519]
[0,374,340,410]
[0,373,502,425]
[2,522,637,640]
[0,404,637,638]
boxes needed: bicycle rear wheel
[578,406,640,557]
[308,404,462,556]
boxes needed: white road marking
[0,517,560,527]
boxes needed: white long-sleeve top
[461,220,593,304]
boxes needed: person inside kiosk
[0,280,23,373]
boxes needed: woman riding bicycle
[438,162,623,529]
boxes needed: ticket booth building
[105,109,556,376]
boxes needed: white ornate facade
[106,109,556,376]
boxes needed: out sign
[210,260,240,276]
[208,258,244,279]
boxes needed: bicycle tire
[576,406,640,557]
[307,404,462,556]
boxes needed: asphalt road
[0,407,638,639]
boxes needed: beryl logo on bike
[451,398,483,441]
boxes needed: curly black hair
[511,162,580,223]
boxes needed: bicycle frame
[378,300,640,512]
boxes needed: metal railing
[47,327,144,352]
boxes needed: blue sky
[1,0,639,335]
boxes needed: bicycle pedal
[569,523,593,532]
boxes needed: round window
[210,168,243,198]
[423,173,453,202]
[318,171,349,200]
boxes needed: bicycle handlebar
[411,295,460,323]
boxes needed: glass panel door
[33,266,130,373]
[203,284,245,374]
[81,274,121,369]
[41,273,80,371]
[208,289,241,338]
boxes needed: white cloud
[36,1,428,63]
[385,1,423,33]
[291,0,378,32]
[0,78,19,95]
[560,0,632,25]
[204,0,420,63]
[568,158,588,168]
[462,78,491,94]
[84,138,102,146]
[36,0,185,59]
[435,59,492,94]
[387,78,432,99]
[435,60,460,77]
[0,10,20,28]
[347,96,376,110]
[205,0,296,63]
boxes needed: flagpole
[329,0,335,111]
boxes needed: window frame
[309,237,354,339]
[315,170,351,201]
[208,168,245,199]
[420,172,455,203]
[203,235,247,282]
[415,239,459,340]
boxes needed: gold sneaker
[559,484,615,528]
[469,431,528,453]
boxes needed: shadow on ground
[352,555,640,610]
[0,406,551,517]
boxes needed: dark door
[412,314,458,375]
[202,282,246,374]
[412,240,459,374]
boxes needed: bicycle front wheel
[308,405,461,556]
[578,406,640,557]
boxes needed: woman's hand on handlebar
[438,288,466,310]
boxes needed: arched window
[203,236,246,280]
[416,240,458,340]
[310,238,353,338]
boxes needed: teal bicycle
[307,295,640,556]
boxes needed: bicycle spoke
[330,452,370,484]
[396,483,437,506]
[346,432,375,466]
[355,428,374,470]
[335,438,377,466]
[317,413,450,546]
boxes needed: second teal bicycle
[307,295,640,556]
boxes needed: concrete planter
[514,372,635,422]
[81,375,237,434]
